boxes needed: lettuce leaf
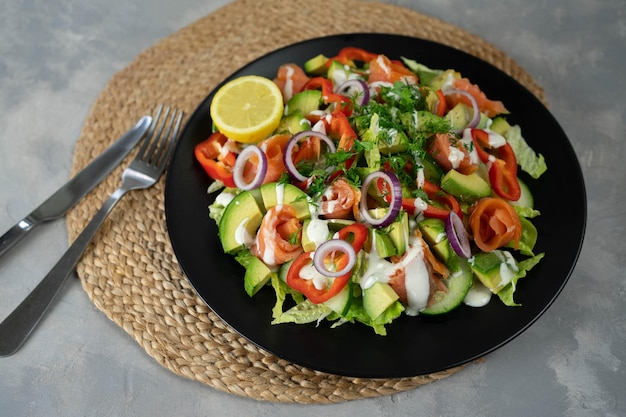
[506,125,547,179]
[497,253,545,306]
[271,299,332,325]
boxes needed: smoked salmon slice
[251,205,303,266]
[318,178,361,220]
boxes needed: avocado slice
[387,211,409,256]
[244,256,272,296]
[373,229,397,258]
[303,54,329,76]
[362,281,399,320]
[469,250,518,293]
[260,182,311,220]
[417,218,451,263]
[275,110,311,135]
[440,169,492,203]
[301,218,330,252]
[378,130,410,154]
[327,60,357,84]
[218,191,264,254]
[489,117,511,136]
[446,102,471,133]
[285,90,322,116]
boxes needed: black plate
[164,34,586,378]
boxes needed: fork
[0,105,183,357]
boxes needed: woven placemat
[66,0,545,404]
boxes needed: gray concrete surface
[1,1,624,416]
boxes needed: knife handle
[0,216,38,259]
[0,189,125,357]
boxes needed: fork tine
[135,104,164,161]
[150,108,179,166]
[141,106,171,164]
[156,110,184,170]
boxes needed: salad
[195,46,547,335]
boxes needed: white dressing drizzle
[276,182,285,207]
[359,236,430,316]
[299,262,328,291]
[464,280,492,307]
[306,218,330,249]
[234,218,254,248]
[283,65,295,101]
[215,190,235,207]
[447,145,466,169]
[461,128,480,165]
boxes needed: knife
[0,116,152,259]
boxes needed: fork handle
[0,187,128,357]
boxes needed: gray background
[1,1,624,416]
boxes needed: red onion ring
[359,170,402,228]
[445,211,471,258]
[233,145,267,190]
[334,79,370,106]
[313,239,356,278]
[443,89,481,133]
[283,130,337,182]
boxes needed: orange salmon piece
[251,205,303,266]
[318,178,361,220]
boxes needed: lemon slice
[210,75,284,144]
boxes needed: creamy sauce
[215,191,235,207]
[359,237,430,316]
[311,115,328,134]
[496,250,519,288]
[258,229,277,265]
[447,145,466,169]
[306,218,330,249]
[487,130,507,148]
[399,246,430,316]
[234,218,254,248]
[283,65,295,101]
[376,55,391,77]
[413,197,429,213]
[461,128,480,165]
[298,260,328,290]
[440,71,457,91]
[464,280,492,307]
[276,182,285,207]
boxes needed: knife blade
[0,115,152,259]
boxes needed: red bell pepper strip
[194,132,237,188]
[435,89,447,117]
[303,77,352,115]
[326,46,379,67]
[335,222,368,253]
[326,110,357,152]
[286,252,350,304]
[286,222,367,304]
[422,180,462,219]
[471,129,521,201]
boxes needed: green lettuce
[506,125,548,179]
[497,253,545,306]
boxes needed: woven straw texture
[66,0,545,404]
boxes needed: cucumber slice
[509,177,534,209]
[420,256,473,316]
[323,282,352,315]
